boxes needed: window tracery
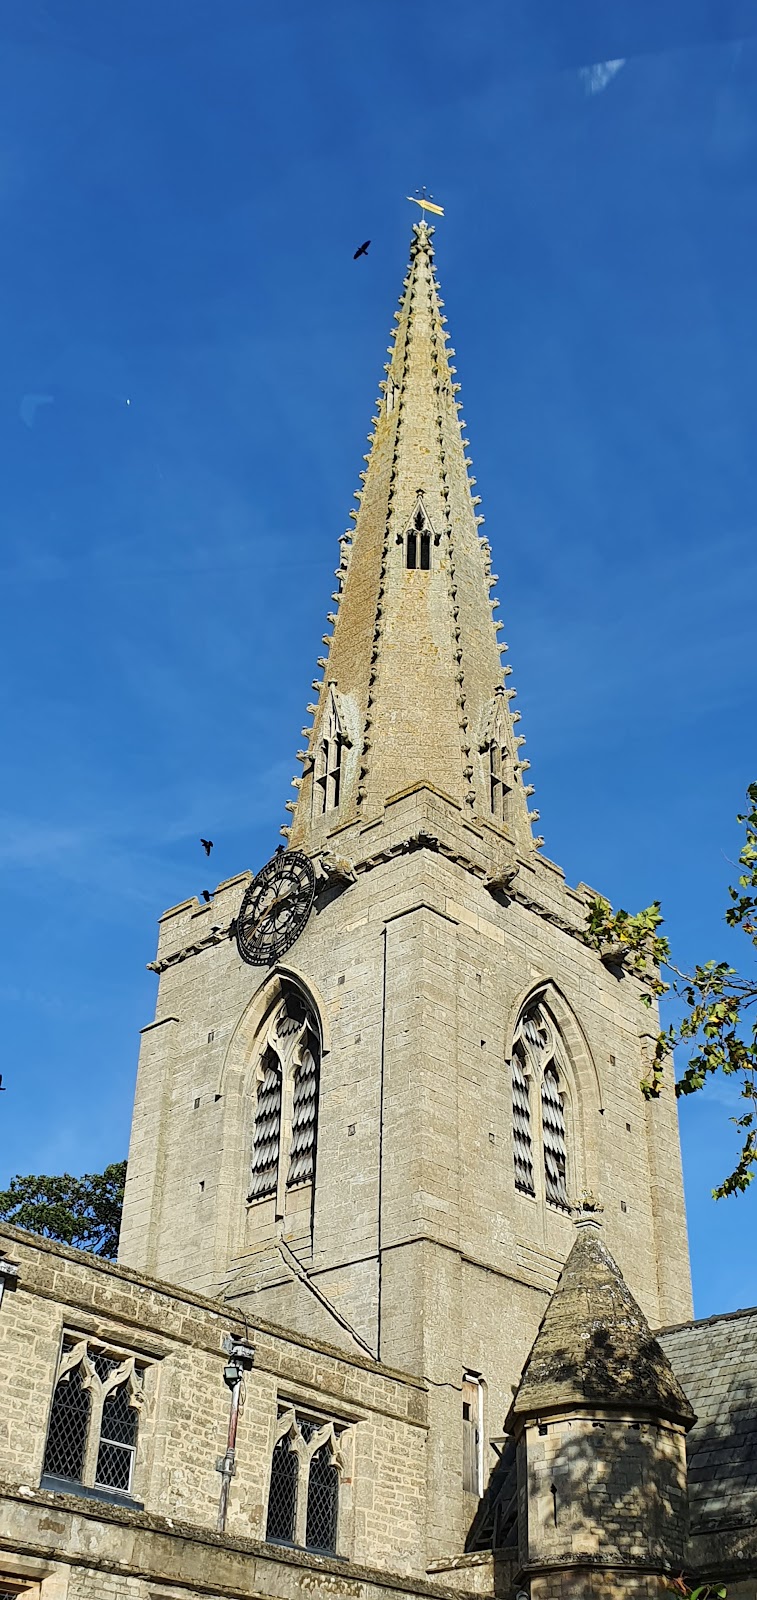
[510,998,570,1211]
[266,1408,343,1554]
[249,990,321,1217]
[42,1338,144,1497]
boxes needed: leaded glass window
[43,1358,91,1482]
[266,1409,343,1556]
[306,1442,339,1552]
[266,1435,298,1542]
[96,1373,139,1492]
[42,1338,144,1497]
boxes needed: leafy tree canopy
[0,1160,126,1258]
[586,783,757,1199]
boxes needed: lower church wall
[0,1225,429,1580]
[0,1482,473,1600]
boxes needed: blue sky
[1,0,756,1319]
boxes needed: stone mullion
[294,1455,311,1546]
[82,1371,105,1486]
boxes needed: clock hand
[258,890,293,922]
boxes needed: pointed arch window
[42,1338,145,1498]
[249,990,321,1218]
[404,495,435,571]
[510,998,571,1212]
[266,1408,344,1554]
[314,688,347,817]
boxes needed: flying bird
[353,240,371,260]
[200,838,213,856]
[201,890,212,903]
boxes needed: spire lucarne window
[485,689,513,825]
[405,500,432,570]
[511,999,570,1210]
[313,688,346,816]
[249,991,320,1217]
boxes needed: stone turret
[285,220,535,856]
[506,1213,695,1600]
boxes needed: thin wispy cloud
[579,58,625,96]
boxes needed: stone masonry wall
[118,780,693,1563]
[521,1413,689,1571]
[0,1224,427,1575]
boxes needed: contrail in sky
[579,58,626,95]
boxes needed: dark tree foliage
[586,784,757,1199]
[0,1160,126,1258]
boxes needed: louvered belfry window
[42,1338,144,1497]
[249,1048,282,1200]
[249,990,320,1213]
[511,998,570,1211]
[542,1062,569,1209]
[511,1046,535,1196]
[288,1046,317,1187]
[266,1409,342,1555]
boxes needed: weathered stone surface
[507,1225,695,1427]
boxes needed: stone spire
[507,1220,695,1429]
[284,222,537,855]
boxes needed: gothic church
[1,221,755,1600]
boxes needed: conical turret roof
[506,1223,696,1429]
[285,222,536,855]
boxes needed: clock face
[235,850,316,967]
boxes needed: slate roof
[659,1305,757,1534]
[507,1223,695,1429]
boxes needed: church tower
[118,221,692,1558]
